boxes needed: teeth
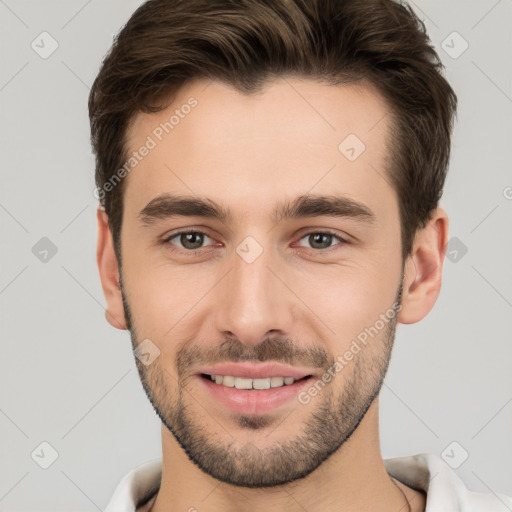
[270,377,284,387]
[222,375,235,387]
[253,378,271,390]
[235,377,253,390]
[209,375,300,389]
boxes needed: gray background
[1,0,511,510]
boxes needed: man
[89,0,512,511]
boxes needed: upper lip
[196,362,314,380]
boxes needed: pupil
[182,232,203,249]
[310,233,331,249]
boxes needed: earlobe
[96,207,128,330]
[397,207,449,325]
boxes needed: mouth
[195,363,316,415]
[199,373,312,390]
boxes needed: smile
[202,374,311,390]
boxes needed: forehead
[122,77,396,225]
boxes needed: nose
[213,243,294,347]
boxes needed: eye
[297,231,347,250]
[161,229,348,254]
[163,230,215,251]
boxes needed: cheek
[123,253,216,342]
[292,262,398,345]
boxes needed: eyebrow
[138,193,376,226]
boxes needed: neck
[149,400,424,512]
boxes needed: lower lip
[197,375,313,415]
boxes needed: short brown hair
[89,0,457,264]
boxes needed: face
[117,77,405,487]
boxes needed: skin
[97,77,448,512]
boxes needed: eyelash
[161,229,349,254]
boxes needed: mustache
[176,337,334,377]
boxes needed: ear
[96,207,127,330]
[398,207,449,324]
